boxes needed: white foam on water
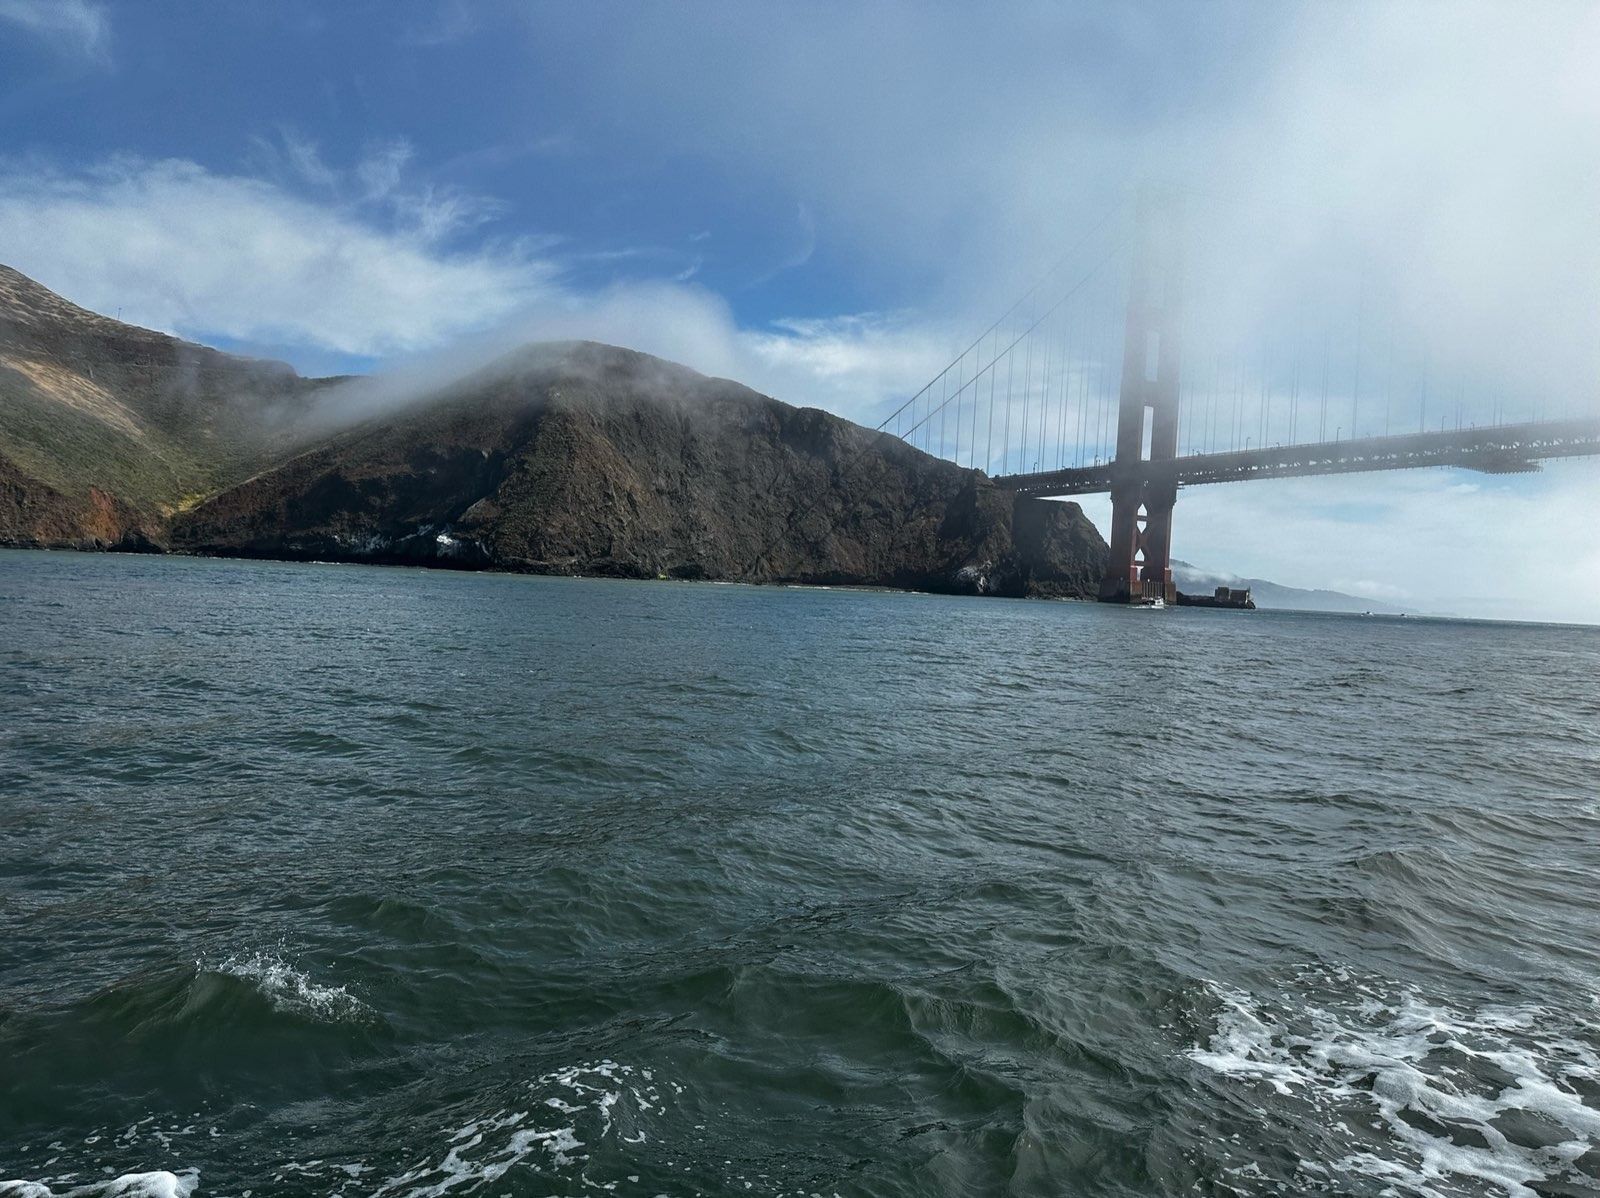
[1189,971,1600,1196]
[209,951,367,1022]
[5,1063,677,1198]
[7,1067,841,1197]
[4,1116,218,1198]
[368,1060,670,1197]
[0,1170,198,1198]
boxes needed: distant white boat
[1134,596,1166,609]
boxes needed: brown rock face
[175,343,1107,596]
[0,453,152,549]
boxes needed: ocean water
[2,548,1598,1198]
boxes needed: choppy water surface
[3,549,1598,1198]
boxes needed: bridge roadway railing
[993,418,1600,497]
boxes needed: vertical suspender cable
[979,335,992,473]
[1077,299,1091,467]
[967,351,977,461]
[1098,294,1113,463]
[1351,269,1365,439]
[1019,317,1034,473]
[1319,331,1330,441]
[1059,297,1077,467]
[1259,348,1270,448]
[1205,353,1217,454]
[938,367,948,459]
[1002,347,1015,474]
[1419,341,1429,434]
[1038,319,1053,468]
[1290,333,1301,445]
[1383,321,1393,437]
[1032,328,1049,472]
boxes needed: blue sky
[0,1,1279,375]
[2,1,1598,620]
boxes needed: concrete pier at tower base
[1097,568,1177,605]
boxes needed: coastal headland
[0,264,1106,598]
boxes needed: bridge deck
[993,418,1600,496]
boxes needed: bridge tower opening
[1100,206,1182,604]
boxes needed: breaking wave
[1188,969,1600,1196]
[207,952,367,1023]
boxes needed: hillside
[0,264,331,546]
[0,267,1108,596]
[175,342,1107,595]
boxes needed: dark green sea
[2,548,1597,1198]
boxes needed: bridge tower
[1099,204,1182,604]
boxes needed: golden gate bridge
[876,197,1600,604]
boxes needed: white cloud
[527,2,1599,424]
[0,156,554,357]
[0,148,954,440]
[1153,465,1600,624]
[742,313,954,420]
[0,0,109,61]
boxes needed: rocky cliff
[173,342,1105,595]
[1,266,1107,596]
[0,264,334,546]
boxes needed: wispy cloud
[246,130,504,245]
[753,202,817,283]
[399,0,479,48]
[355,139,413,203]
[0,155,553,357]
[0,0,111,62]
[250,127,340,191]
